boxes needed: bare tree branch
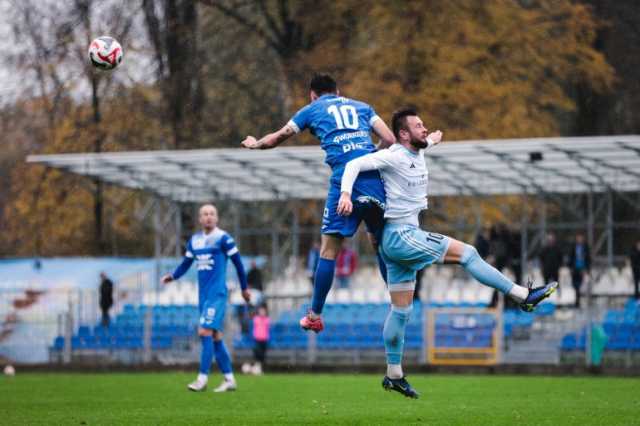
[142,0,166,79]
[198,0,281,52]
[256,0,283,42]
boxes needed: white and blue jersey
[341,144,451,287]
[172,228,247,330]
[288,94,386,237]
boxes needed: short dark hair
[310,73,337,96]
[392,107,418,138]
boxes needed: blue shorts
[380,223,451,287]
[322,170,386,238]
[199,297,227,331]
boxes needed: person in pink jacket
[251,305,270,375]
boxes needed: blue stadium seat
[53,336,64,350]
[534,303,555,316]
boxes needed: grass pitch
[0,372,638,425]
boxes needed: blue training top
[171,228,246,302]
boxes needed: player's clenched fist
[241,136,259,149]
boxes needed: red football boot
[299,313,324,333]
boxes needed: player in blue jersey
[161,204,250,393]
[241,74,396,333]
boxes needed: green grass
[0,372,638,425]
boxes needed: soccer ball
[88,36,123,70]
[241,363,252,374]
[3,365,15,377]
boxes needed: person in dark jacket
[538,233,563,292]
[99,272,114,327]
[630,240,640,300]
[568,233,591,308]
[247,260,264,292]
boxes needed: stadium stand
[560,298,640,352]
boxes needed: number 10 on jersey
[328,105,359,130]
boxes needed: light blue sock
[199,335,213,375]
[383,305,412,365]
[311,258,335,314]
[376,251,388,284]
[460,244,515,294]
[213,339,233,374]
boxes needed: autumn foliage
[0,0,625,256]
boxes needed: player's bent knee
[460,244,479,266]
[320,235,342,259]
[389,286,415,307]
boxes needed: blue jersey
[172,228,239,302]
[288,94,381,173]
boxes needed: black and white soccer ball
[88,36,123,70]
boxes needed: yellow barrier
[426,308,501,366]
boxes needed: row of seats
[52,335,173,350]
[560,331,640,351]
[56,301,547,352]
[561,298,640,351]
[51,304,199,352]
[234,303,520,350]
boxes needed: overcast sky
[0,0,154,107]
[0,0,19,104]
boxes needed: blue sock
[383,305,412,365]
[199,335,213,375]
[460,244,515,294]
[213,339,233,374]
[376,251,388,284]
[311,258,335,314]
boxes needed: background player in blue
[161,204,250,393]
[241,74,396,333]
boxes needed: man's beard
[410,136,428,149]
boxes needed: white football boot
[213,378,237,392]
[187,376,208,392]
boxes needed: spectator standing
[569,233,591,308]
[251,304,270,375]
[474,227,491,260]
[247,260,263,292]
[237,260,265,334]
[99,272,114,327]
[630,240,640,300]
[488,224,511,308]
[490,224,510,273]
[247,260,264,306]
[538,233,564,293]
[335,241,358,289]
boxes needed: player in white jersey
[338,107,558,398]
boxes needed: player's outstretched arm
[161,255,194,285]
[372,119,396,150]
[241,124,296,150]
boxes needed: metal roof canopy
[27,136,640,202]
